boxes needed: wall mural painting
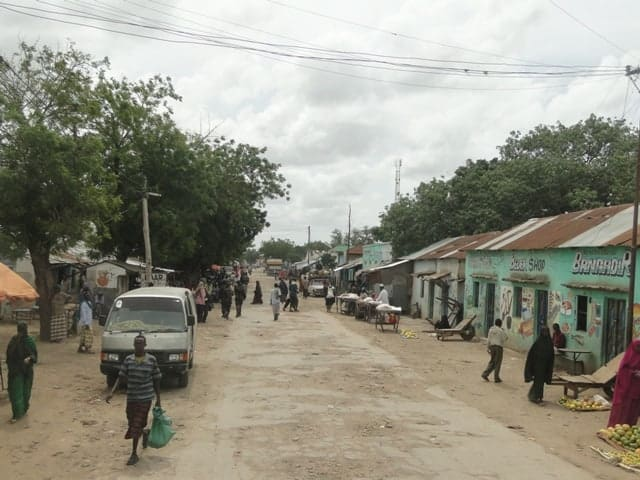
[518,287,535,337]
[634,304,640,340]
[588,302,602,338]
[548,291,561,326]
[500,286,513,331]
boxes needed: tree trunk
[30,248,55,342]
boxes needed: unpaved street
[0,274,617,479]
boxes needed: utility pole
[625,65,640,344]
[142,178,161,286]
[307,225,311,266]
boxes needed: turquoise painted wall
[465,247,639,371]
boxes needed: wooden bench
[435,315,477,341]
[555,352,624,399]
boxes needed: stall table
[557,348,591,375]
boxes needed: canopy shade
[0,263,39,302]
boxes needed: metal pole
[307,225,310,266]
[627,122,640,344]
[142,192,153,286]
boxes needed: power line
[2,3,624,79]
[0,2,626,95]
[266,0,553,66]
[548,0,639,63]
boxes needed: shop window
[513,286,522,317]
[472,281,480,307]
[576,295,588,331]
[420,279,425,298]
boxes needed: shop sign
[571,251,631,277]
[510,256,546,272]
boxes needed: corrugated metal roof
[475,204,634,250]
[400,237,460,260]
[418,231,503,260]
[364,259,409,272]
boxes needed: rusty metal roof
[418,231,503,260]
[476,204,635,251]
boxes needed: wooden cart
[375,305,401,332]
[435,315,476,341]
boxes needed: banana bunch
[605,449,640,467]
[400,329,417,339]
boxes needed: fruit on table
[599,424,640,451]
[559,396,608,411]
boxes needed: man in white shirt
[482,318,508,383]
[376,284,389,304]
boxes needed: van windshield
[105,297,185,332]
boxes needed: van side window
[185,293,194,316]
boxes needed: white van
[99,287,196,388]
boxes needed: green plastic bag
[147,406,175,448]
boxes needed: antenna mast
[394,159,402,201]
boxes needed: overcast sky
[2,0,639,247]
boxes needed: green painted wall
[465,247,639,371]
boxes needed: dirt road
[0,273,618,479]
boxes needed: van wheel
[106,373,118,388]
[178,371,189,388]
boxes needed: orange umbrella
[0,262,39,302]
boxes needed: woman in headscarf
[524,326,555,404]
[6,321,38,423]
[251,281,263,304]
[194,280,208,323]
[607,340,640,427]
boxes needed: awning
[412,270,436,277]
[562,282,628,293]
[334,258,363,272]
[502,274,549,285]
[0,262,39,302]
[471,272,497,280]
[422,271,452,281]
[364,259,409,273]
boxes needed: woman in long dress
[251,281,263,304]
[607,340,640,427]
[6,321,38,423]
[524,326,555,404]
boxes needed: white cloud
[1,0,638,248]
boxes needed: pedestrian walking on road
[324,283,335,312]
[106,334,161,466]
[194,281,208,323]
[78,287,94,353]
[607,339,640,427]
[234,282,246,317]
[278,279,288,304]
[251,281,263,304]
[219,280,233,320]
[482,318,507,383]
[270,283,281,321]
[288,280,299,311]
[6,321,37,423]
[524,326,555,404]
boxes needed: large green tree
[0,43,118,340]
[379,115,638,257]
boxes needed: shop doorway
[535,289,548,337]
[485,283,496,336]
[604,298,627,363]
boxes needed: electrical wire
[0,1,627,95]
[266,0,554,66]
[549,0,638,63]
[3,2,624,79]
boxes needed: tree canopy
[378,115,639,257]
[0,42,289,338]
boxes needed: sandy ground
[0,272,624,479]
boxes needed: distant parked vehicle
[309,278,329,297]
